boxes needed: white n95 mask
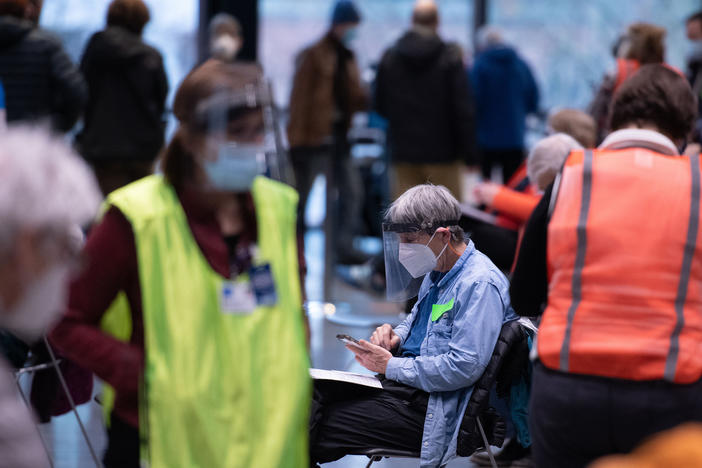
[398,232,448,278]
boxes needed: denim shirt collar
[417,240,475,303]
[438,240,475,288]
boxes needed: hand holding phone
[336,334,364,349]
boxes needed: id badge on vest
[220,277,257,315]
[220,263,278,314]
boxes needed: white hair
[386,184,465,241]
[0,126,101,253]
[527,133,583,191]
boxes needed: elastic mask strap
[448,241,463,257]
[427,230,450,263]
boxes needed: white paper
[309,368,383,389]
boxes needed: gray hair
[0,126,102,256]
[386,184,465,242]
[527,133,583,191]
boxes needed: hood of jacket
[0,16,33,49]
[395,28,445,68]
[85,27,153,68]
[476,44,520,65]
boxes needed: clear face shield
[382,220,459,302]
[196,79,294,192]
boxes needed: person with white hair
[469,132,584,273]
[310,184,516,468]
[527,133,583,191]
[0,125,101,468]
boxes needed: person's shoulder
[440,40,464,65]
[27,26,65,50]
[462,248,510,290]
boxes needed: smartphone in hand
[336,334,363,349]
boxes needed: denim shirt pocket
[429,306,454,345]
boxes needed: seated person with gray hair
[309,184,517,468]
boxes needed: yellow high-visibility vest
[101,174,310,467]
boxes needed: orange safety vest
[614,58,640,92]
[540,148,702,383]
[614,58,684,92]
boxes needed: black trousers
[530,362,702,468]
[481,148,525,183]
[309,378,429,466]
[103,414,139,468]
[289,145,363,257]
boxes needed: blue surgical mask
[204,142,265,192]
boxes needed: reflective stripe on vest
[103,175,310,467]
[558,150,594,371]
[541,149,702,383]
[666,154,701,380]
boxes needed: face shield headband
[194,80,294,188]
[382,219,460,301]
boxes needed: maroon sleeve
[50,207,143,397]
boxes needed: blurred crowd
[2,0,702,467]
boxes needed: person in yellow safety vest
[511,64,701,468]
[50,59,311,468]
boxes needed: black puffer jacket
[457,319,530,456]
[0,15,86,131]
[374,29,477,165]
[77,26,168,162]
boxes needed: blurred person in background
[686,11,702,152]
[0,126,101,468]
[0,0,86,132]
[287,0,369,264]
[470,26,539,183]
[547,108,597,149]
[77,0,168,195]
[589,22,666,142]
[374,0,477,199]
[511,65,702,467]
[51,59,310,468]
[25,0,40,24]
[468,109,593,272]
[209,12,243,63]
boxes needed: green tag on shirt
[431,298,455,322]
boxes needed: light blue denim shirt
[385,240,517,467]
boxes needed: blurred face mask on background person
[341,27,358,46]
[204,141,265,192]
[211,34,242,62]
[398,231,448,278]
[0,264,70,343]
